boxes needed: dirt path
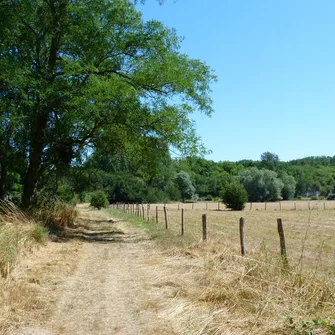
[5,208,186,335]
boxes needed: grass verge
[106,208,195,248]
[106,207,335,335]
[0,201,48,277]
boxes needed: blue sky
[137,0,335,162]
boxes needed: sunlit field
[138,201,335,280]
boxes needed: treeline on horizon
[7,150,334,205]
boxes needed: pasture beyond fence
[110,201,335,279]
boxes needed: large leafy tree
[175,171,196,202]
[278,171,296,200]
[239,167,284,202]
[0,0,216,206]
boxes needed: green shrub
[90,190,108,209]
[220,182,248,211]
[30,225,48,243]
[204,195,213,201]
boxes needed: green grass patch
[106,208,195,248]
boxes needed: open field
[157,200,335,211]
[109,204,335,334]
[126,201,335,281]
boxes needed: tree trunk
[21,3,62,207]
[21,114,48,207]
[0,158,7,200]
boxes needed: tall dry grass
[32,199,78,231]
[110,205,335,334]
[170,243,335,334]
[0,201,49,334]
[0,201,48,277]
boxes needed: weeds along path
[5,207,182,335]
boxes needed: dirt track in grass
[3,207,187,335]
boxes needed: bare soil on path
[3,207,192,335]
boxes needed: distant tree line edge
[4,149,335,209]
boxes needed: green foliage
[220,182,248,211]
[292,316,335,335]
[260,151,280,170]
[175,171,196,202]
[71,152,335,204]
[279,171,296,200]
[30,225,48,244]
[239,167,284,202]
[90,191,108,209]
[0,0,216,206]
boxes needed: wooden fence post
[181,208,184,235]
[156,206,158,224]
[192,203,194,210]
[277,218,288,268]
[279,201,281,210]
[142,204,145,220]
[164,206,168,229]
[147,204,150,222]
[308,201,311,210]
[217,202,220,211]
[202,214,207,241]
[239,217,246,256]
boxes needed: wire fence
[110,201,335,280]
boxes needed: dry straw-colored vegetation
[0,201,49,333]
[110,201,335,334]
[0,201,48,277]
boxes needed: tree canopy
[0,0,216,206]
[239,168,284,202]
[175,171,196,202]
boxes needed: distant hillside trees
[239,168,284,202]
[260,151,280,170]
[279,171,296,200]
[175,171,196,202]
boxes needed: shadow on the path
[51,217,147,244]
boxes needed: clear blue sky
[137,0,335,162]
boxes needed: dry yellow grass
[153,202,335,280]
[148,241,335,334]
[0,201,49,333]
[112,201,335,334]
[0,201,48,277]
